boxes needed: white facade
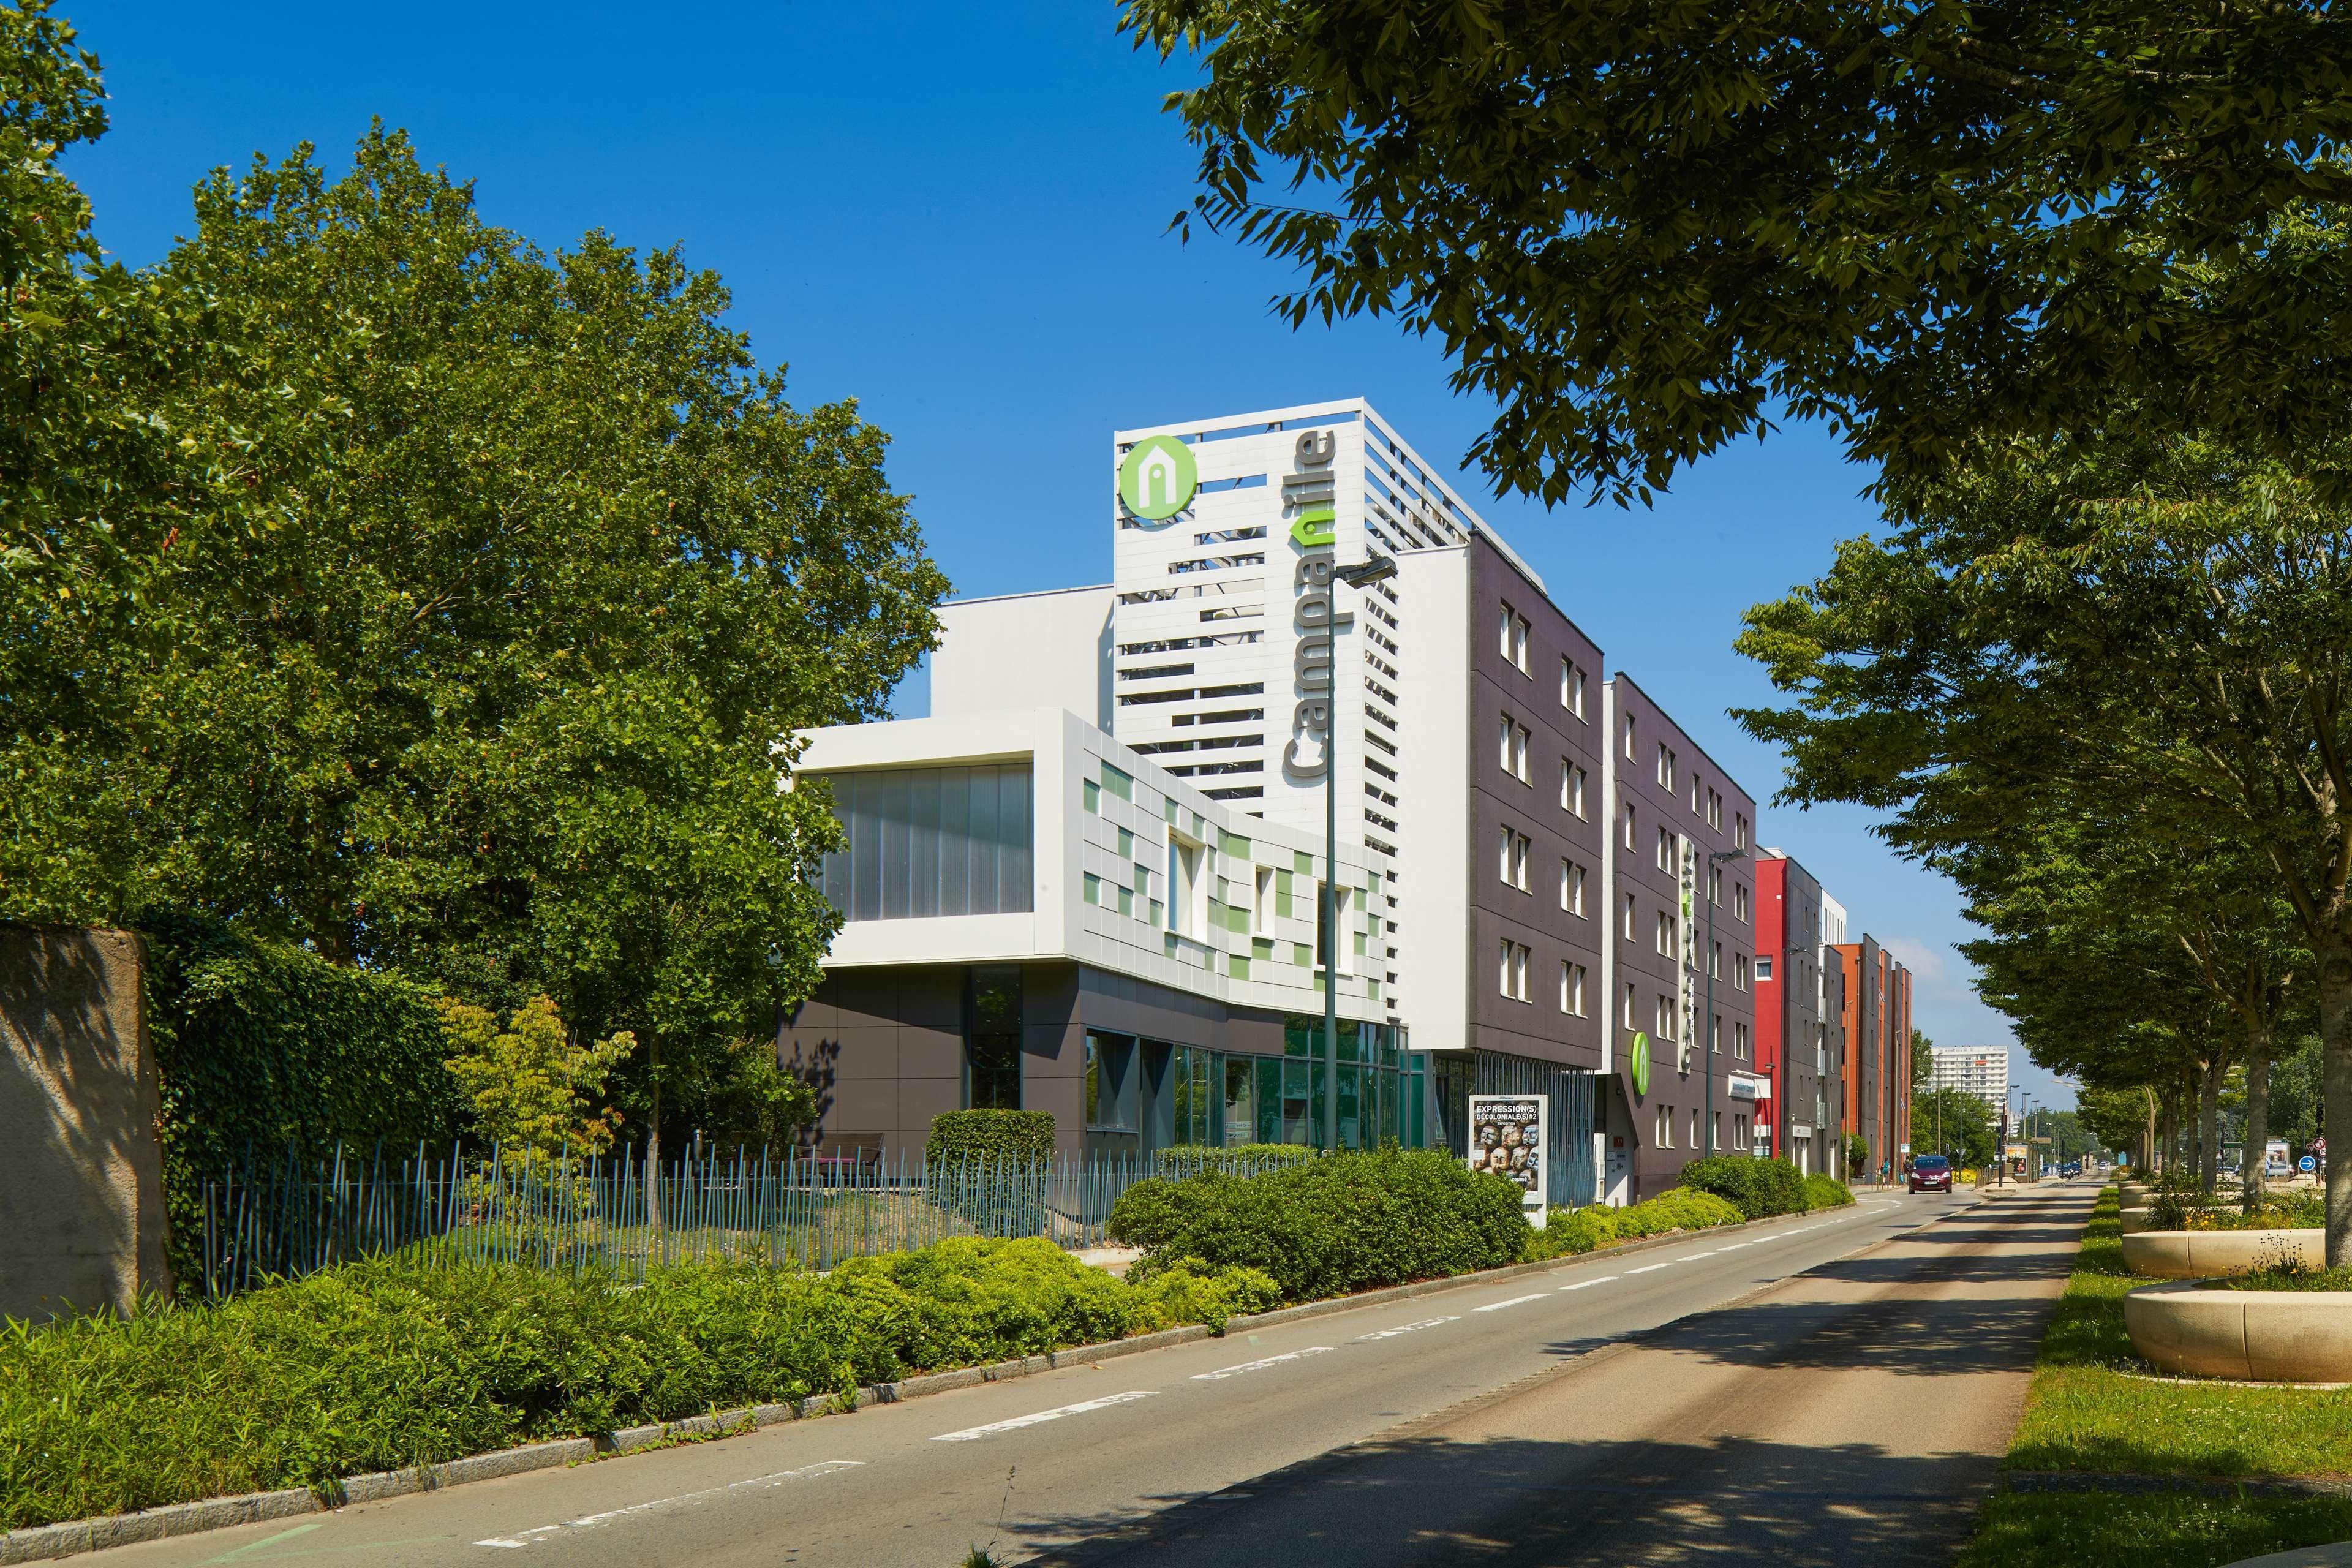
[1930,1045,2010,1120]
[793,707,1387,1024]
[933,585,1114,731]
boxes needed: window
[1657,744,1675,791]
[1498,601,1517,663]
[1561,859,1586,916]
[1709,1012,1721,1055]
[1513,612,1532,672]
[1735,882,1751,922]
[1689,1108,1700,1150]
[1167,829,1208,938]
[965,967,1022,1110]
[1656,1104,1673,1147]
[1254,866,1275,933]
[1560,962,1588,1016]
[1498,715,1530,780]
[813,763,1035,922]
[1709,941,1722,979]
[1498,829,1530,891]
[1084,1032,1136,1130]
[1499,940,1532,1001]
[1623,711,1635,761]
[1656,911,1675,957]
[1735,811,1749,850]
[1498,714,1514,774]
[1755,956,1774,982]
[1561,761,1588,818]
[1623,803,1636,850]
[1562,659,1586,717]
[1656,825,1675,873]
[1709,865,1722,906]
[1735,1020,1751,1060]
[1515,725,1531,781]
[1622,982,1636,1027]
[1707,788,1722,831]
[1689,772,1701,816]
[1655,993,1676,1042]
[1623,892,1636,941]
[1735,953,1752,990]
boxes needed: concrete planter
[2120,1229,2323,1280]
[2120,1208,2162,1235]
[2125,1280,2352,1382]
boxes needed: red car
[1908,1155,1953,1193]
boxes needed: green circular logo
[1630,1032,1650,1097]
[1118,435,1197,522]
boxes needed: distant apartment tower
[1929,1046,2010,1121]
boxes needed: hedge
[1107,1148,1526,1301]
[1522,1174,1856,1262]
[0,1238,1278,1532]
[1678,1155,1808,1219]
[1803,1173,1856,1210]
[1154,1142,1317,1172]
[925,1109,1055,1164]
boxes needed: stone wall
[0,925,171,1320]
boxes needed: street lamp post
[1322,553,1397,1153]
[1703,847,1749,1156]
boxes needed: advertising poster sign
[1468,1094,1548,1223]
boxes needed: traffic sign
[2301,1155,2318,1174]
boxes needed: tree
[1,68,948,1145]
[1911,1031,1935,1096]
[1916,1087,1997,1169]
[1736,424,2352,1256]
[439,995,635,1161]
[2078,1087,2154,1164]
[1123,1,2352,505]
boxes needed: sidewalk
[1042,1184,2097,1567]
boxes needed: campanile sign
[1283,429,1344,780]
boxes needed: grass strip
[1954,1187,2352,1568]
[2005,1189,2352,1480]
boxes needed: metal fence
[191,1142,1312,1301]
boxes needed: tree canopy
[2,6,946,1144]
[1123,1,2352,505]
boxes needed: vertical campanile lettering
[1284,429,1341,780]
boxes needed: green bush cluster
[1523,1188,1746,1260]
[1153,1142,1316,1172]
[1803,1172,1856,1210]
[1107,1148,1526,1302]
[0,1237,1276,1533]
[1677,1155,1807,1219]
[925,1110,1057,1164]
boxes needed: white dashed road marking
[1557,1276,1615,1291]
[1624,1262,1675,1275]
[475,1461,864,1547]
[933,1392,1158,1442]
[1352,1316,1459,1342]
[1194,1348,1332,1380]
[1472,1293,1550,1313]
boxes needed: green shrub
[1153,1142,1316,1172]
[925,1110,1055,1165]
[1524,1205,1618,1260]
[1802,1173,1855,1210]
[1678,1155,1807,1219]
[0,1236,1264,1532]
[1524,1187,1746,1259]
[1646,1188,1745,1232]
[1106,1148,1526,1302]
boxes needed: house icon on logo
[1119,435,1198,523]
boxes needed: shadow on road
[1018,1431,1998,1568]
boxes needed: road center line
[1556,1276,1615,1291]
[1680,1250,1718,1259]
[1352,1316,1458,1341]
[1716,1242,1751,1251]
[474,1460,864,1547]
[1193,1347,1332,1380]
[1624,1262,1675,1275]
[932,1391,1157,1442]
[1472,1292,1550,1313]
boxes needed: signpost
[1468,1094,1548,1224]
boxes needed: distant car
[1908,1155,1953,1194]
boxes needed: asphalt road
[86,1183,2079,1568]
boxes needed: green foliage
[141,921,468,1280]
[1676,1156,1806,1220]
[1523,1205,1620,1261]
[0,1237,1273,1531]
[1802,1174,1856,1211]
[1959,1493,2352,1568]
[1122,1,2352,507]
[925,1110,1056,1166]
[1843,1133,1871,1178]
[2223,1262,2352,1291]
[1526,1188,1752,1260]
[1915,1088,2000,1169]
[1,45,948,1126]
[1106,1149,1525,1302]
[1153,1143,1315,1172]
[438,995,635,1160]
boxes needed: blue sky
[61,1,2070,1115]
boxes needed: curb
[0,1195,1884,1564]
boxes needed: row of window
[1620,803,1753,920]
[1498,712,1594,821]
[1651,1106,1756,1150]
[1494,824,1591,916]
[1495,941,1591,1016]
[1621,982,1752,1057]
[1497,598,1592,722]
[1624,712,1750,849]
